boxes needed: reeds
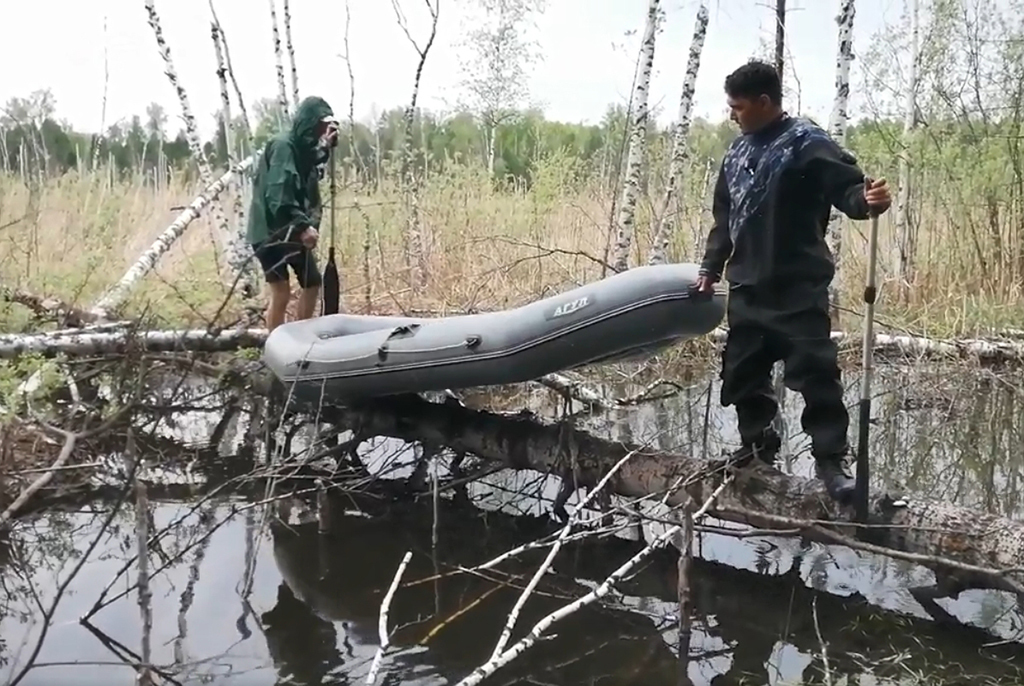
[1,161,1020,340]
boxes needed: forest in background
[1,0,1023,338]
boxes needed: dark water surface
[2,364,1024,685]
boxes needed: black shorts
[252,234,322,289]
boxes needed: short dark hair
[724,60,783,105]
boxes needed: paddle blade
[322,247,340,315]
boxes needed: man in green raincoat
[247,95,339,331]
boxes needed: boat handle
[686,284,713,302]
[465,335,481,349]
[386,323,421,339]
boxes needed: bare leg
[296,285,320,320]
[266,281,292,332]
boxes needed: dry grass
[0,163,1020,340]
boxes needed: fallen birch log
[707,327,1024,364]
[0,328,606,408]
[997,328,1024,340]
[0,326,610,407]
[90,155,257,320]
[278,392,1024,593]
[0,328,267,359]
[40,322,134,337]
[4,323,1024,370]
[1,284,106,328]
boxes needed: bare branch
[455,477,733,685]
[366,550,413,684]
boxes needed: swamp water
[2,364,1024,685]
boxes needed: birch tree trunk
[212,26,236,167]
[774,0,787,76]
[0,328,267,359]
[143,0,235,288]
[895,0,919,293]
[487,122,498,177]
[282,0,300,107]
[143,0,219,193]
[211,23,258,299]
[5,318,1024,363]
[268,0,290,121]
[403,108,427,287]
[208,0,254,147]
[611,0,660,272]
[394,0,440,288]
[648,4,708,266]
[825,0,856,325]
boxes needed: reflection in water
[445,365,1024,641]
[1,491,1023,685]
[513,364,1024,518]
[262,582,344,684]
[535,366,1024,637]
[0,366,1022,684]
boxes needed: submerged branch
[286,393,1024,594]
[135,478,155,685]
[366,550,413,685]
[487,447,643,660]
[455,477,732,685]
[5,433,142,686]
[0,429,77,528]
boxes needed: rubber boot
[815,454,856,504]
[728,429,781,469]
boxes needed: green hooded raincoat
[246,96,335,246]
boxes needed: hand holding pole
[854,176,881,525]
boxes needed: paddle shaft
[854,180,881,524]
[329,148,336,249]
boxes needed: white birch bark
[90,156,256,319]
[612,0,661,272]
[895,0,919,287]
[706,327,1024,364]
[143,0,235,287]
[0,328,267,359]
[825,0,856,321]
[208,0,253,146]
[393,0,440,287]
[145,0,207,173]
[211,22,259,299]
[283,0,300,107]
[3,318,1024,366]
[647,4,708,266]
[211,25,236,167]
[135,480,154,685]
[268,0,291,121]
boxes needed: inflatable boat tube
[262,262,725,402]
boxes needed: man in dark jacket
[695,61,892,504]
[247,95,339,331]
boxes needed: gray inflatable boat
[262,262,725,402]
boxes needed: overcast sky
[2,0,907,138]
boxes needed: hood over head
[289,96,338,158]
